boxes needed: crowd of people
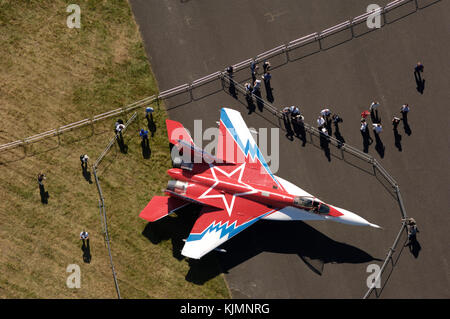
[242,59,421,240]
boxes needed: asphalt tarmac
[130,0,450,298]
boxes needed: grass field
[0,0,229,298]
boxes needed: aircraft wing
[181,196,276,259]
[216,108,285,191]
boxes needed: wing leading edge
[182,197,276,259]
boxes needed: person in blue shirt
[140,128,149,140]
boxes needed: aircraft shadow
[142,206,381,285]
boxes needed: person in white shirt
[317,116,325,128]
[320,108,331,118]
[289,106,300,117]
[400,104,410,114]
[253,79,261,92]
[369,101,379,112]
[80,154,89,171]
[372,123,383,134]
[80,230,89,241]
[360,120,368,132]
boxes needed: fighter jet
[139,108,381,259]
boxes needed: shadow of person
[117,135,128,154]
[370,110,380,124]
[81,239,92,263]
[81,165,93,184]
[325,120,333,136]
[292,118,307,147]
[141,139,151,159]
[39,184,49,204]
[265,84,274,103]
[334,123,345,149]
[361,130,372,154]
[185,220,382,284]
[414,71,425,94]
[253,91,264,112]
[283,116,294,141]
[319,131,331,162]
[393,128,402,152]
[402,113,412,136]
[405,237,421,259]
[229,81,238,99]
[146,113,157,137]
[374,132,385,158]
[245,94,256,115]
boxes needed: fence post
[91,117,95,136]
[350,18,354,38]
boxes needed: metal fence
[0,0,436,156]
[0,0,431,297]
[220,73,410,299]
[91,112,138,299]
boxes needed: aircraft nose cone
[331,206,382,229]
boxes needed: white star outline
[198,163,257,216]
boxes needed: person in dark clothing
[252,79,264,112]
[262,72,274,103]
[263,60,271,73]
[250,61,259,83]
[80,154,89,171]
[332,114,345,148]
[245,82,256,114]
[414,62,425,94]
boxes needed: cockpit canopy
[293,196,330,214]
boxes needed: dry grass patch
[0,0,229,299]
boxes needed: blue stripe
[187,211,273,242]
[220,109,281,187]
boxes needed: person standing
[80,154,89,171]
[253,79,263,111]
[320,108,331,119]
[360,119,373,146]
[414,62,425,94]
[372,123,383,134]
[289,106,300,117]
[80,230,89,242]
[263,60,271,73]
[414,62,424,78]
[400,104,410,116]
[250,61,259,84]
[262,72,273,103]
[37,173,46,186]
[392,116,401,130]
[140,128,149,141]
[404,218,419,247]
[225,65,234,78]
[145,107,154,118]
[370,101,380,122]
[317,116,325,129]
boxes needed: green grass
[0,0,230,299]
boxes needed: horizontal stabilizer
[166,119,194,147]
[139,196,187,222]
